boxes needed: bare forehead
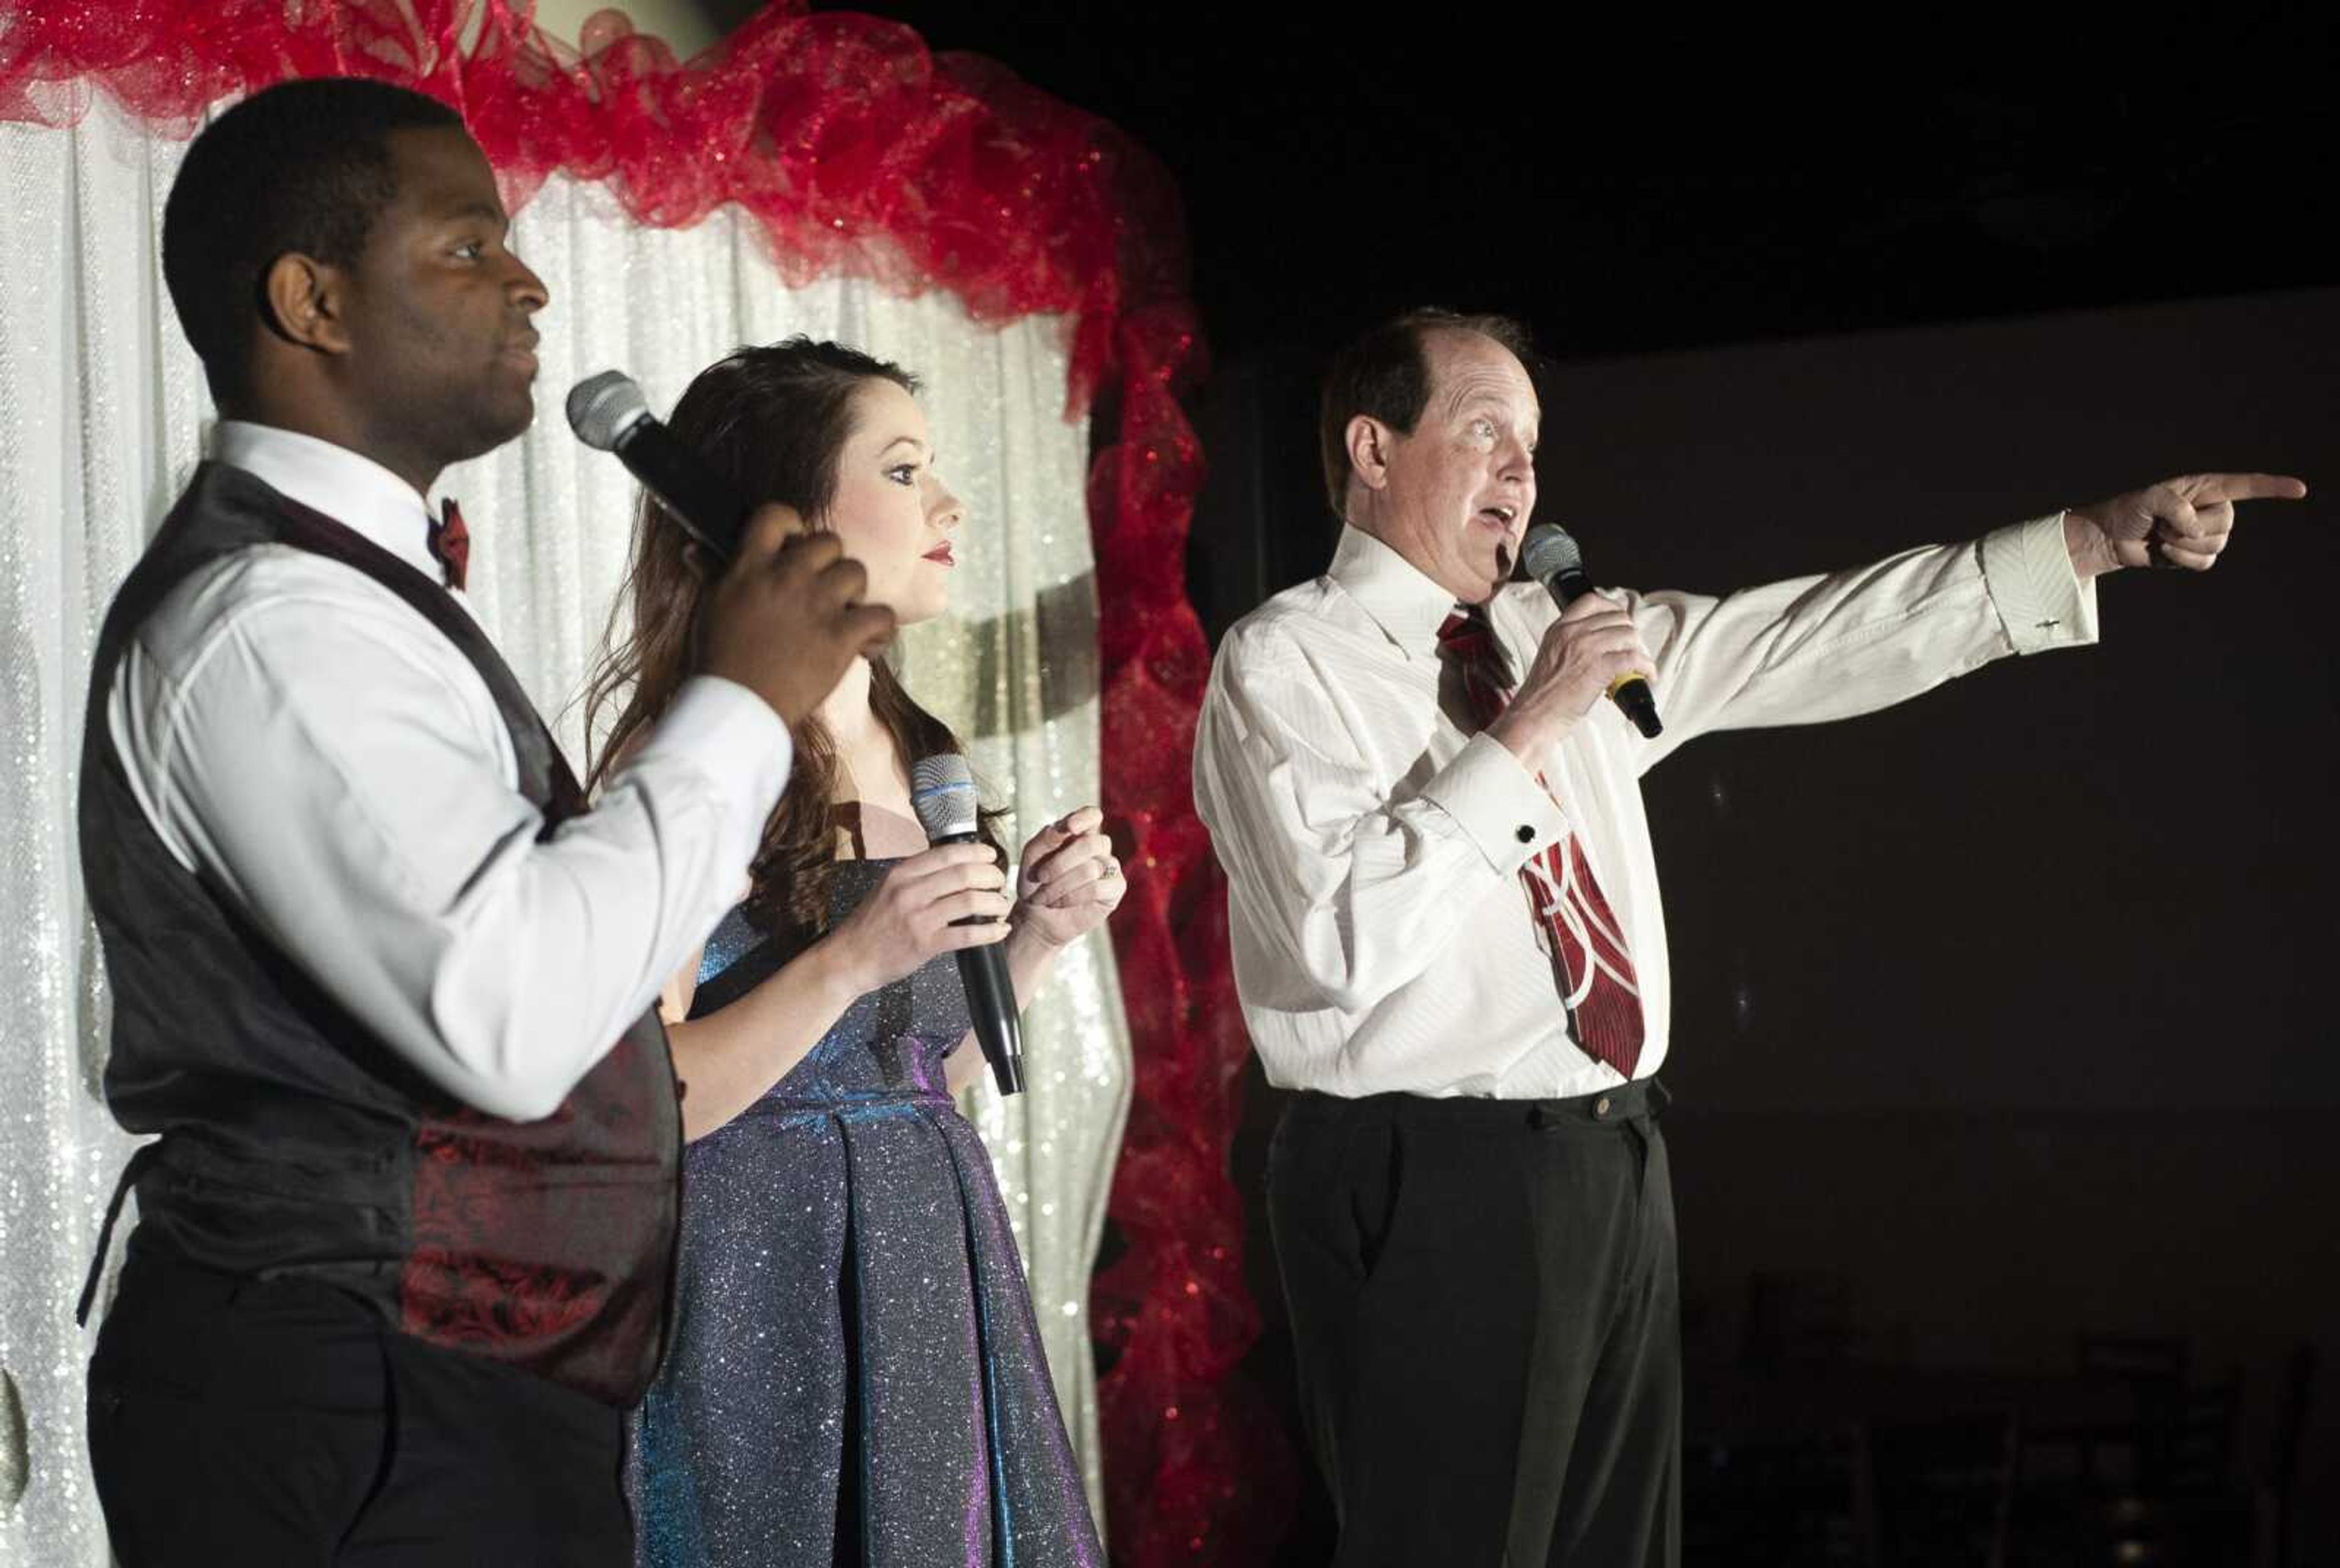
[1424,329,1538,420]
[846,377,929,445]
[386,124,504,219]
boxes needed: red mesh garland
[1,2,1287,1559]
[1092,305,1295,1563]
[0,0,1165,410]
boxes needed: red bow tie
[428,497,470,592]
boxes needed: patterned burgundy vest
[79,461,680,1408]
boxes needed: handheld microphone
[909,753,1024,1096]
[566,371,748,562]
[1520,523,1664,739]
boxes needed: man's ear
[1345,414,1394,494]
[258,252,352,354]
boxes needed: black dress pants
[87,1249,632,1567]
[1266,1079,1681,1567]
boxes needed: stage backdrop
[0,4,1263,1564]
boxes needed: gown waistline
[739,1086,957,1124]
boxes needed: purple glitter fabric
[627,860,1104,1567]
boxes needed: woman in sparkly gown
[584,340,1120,1567]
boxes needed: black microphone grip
[908,754,1024,1096]
[1525,530,1666,740]
[932,827,1024,1096]
[1605,672,1664,739]
[1548,562,1666,739]
[610,419,751,564]
[951,929,1025,1098]
[565,371,750,563]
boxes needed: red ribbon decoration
[1091,305,1296,1564]
[1,3,1287,1559]
[0,0,1183,413]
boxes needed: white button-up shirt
[1193,516,2096,1101]
[102,421,790,1120]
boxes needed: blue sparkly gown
[628,859,1105,1567]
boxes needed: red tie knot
[1436,607,1495,662]
[430,497,470,592]
[1437,605,1512,687]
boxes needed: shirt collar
[211,421,444,583]
[1327,523,1464,659]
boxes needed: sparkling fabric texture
[0,94,1129,1566]
[628,869,1104,1566]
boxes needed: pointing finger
[2188,472,2308,505]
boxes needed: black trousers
[87,1249,632,1567]
[1266,1079,1681,1567]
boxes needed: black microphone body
[1520,523,1664,739]
[565,371,748,562]
[909,755,1024,1096]
[608,419,750,561]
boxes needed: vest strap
[76,1141,160,1326]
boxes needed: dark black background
[787,2,2340,362]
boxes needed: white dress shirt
[104,421,791,1120]
[1193,516,2097,1100]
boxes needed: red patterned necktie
[428,497,470,592]
[1438,606,1647,1078]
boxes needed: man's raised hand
[2063,472,2308,578]
[700,503,897,726]
[1486,591,1658,763]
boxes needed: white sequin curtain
[0,96,1130,1566]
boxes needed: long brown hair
[583,338,989,949]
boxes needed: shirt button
[1595,1096,1612,1118]
[1516,825,1535,843]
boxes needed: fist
[1486,592,1656,760]
[699,505,897,725]
[824,841,1010,996]
[1012,806,1124,951]
[2064,472,2306,577]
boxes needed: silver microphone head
[909,753,980,840]
[1520,522,1583,586]
[566,371,653,452]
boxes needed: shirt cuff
[626,675,794,837]
[1419,733,1570,875]
[1980,513,2099,656]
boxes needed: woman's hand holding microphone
[820,843,1012,996]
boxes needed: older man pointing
[1193,306,2303,1567]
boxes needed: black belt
[1282,1076,1670,1131]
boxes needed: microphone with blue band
[910,753,1024,1096]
